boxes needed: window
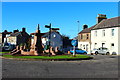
[95,31,97,36]
[86,44,88,51]
[81,34,83,39]
[83,45,85,49]
[53,34,56,38]
[78,35,81,41]
[111,43,114,49]
[94,43,97,48]
[86,34,89,39]
[111,29,114,36]
[102,30,105,37]
[80,44,82,49]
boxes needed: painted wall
[118,27,120,55]
[78,42,90,54]
[91,27,119,55]
[0,34,2,44]
[6,36,17,45]
[78,33,91,54]
[42,32,63,50]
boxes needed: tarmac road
[1,55,119,78]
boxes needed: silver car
[91,47,110,55]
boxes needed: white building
[91,16,120,55]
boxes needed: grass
[3,54,91,60]
[0,52,10,54]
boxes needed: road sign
[71,40,78,46]
[71,40,78,56]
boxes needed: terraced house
[91,16,120,55]
[78,25,95,54]
[5,28,30,45]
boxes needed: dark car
[3,43,15,51]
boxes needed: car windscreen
[70,47,82,50]
[102,48,108,50]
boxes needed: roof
[30,32,46,36]
[10,32,22,36]
[79,25,96,34]
[0,31,12,34]
[42,30,60,38]
[92,17,120,30]
[10,31,29,37]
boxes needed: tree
[61,34,70,39]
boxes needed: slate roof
[42,30,60,38]
[30,32,46,36]
[92,17,120,30]
[79,25,96,34]
[10,32,22,36]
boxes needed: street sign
[71,40,78,56]
[71,40,78,46]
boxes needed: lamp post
[45,23,59,56]
[77,21,80,41]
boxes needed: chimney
[83,24,88,29]
[13,29,19,33]
[97,14,107,23]
[22,27,26,32]
[4,30,8,33]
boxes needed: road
[1,55,119,78]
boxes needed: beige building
[0,33,2,44]
[78,25,95,54]
[5,28,30,46]
[78,14,107,54]
[0,30,12,45]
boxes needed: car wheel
[106,52,110,55]
[112,52,117,55]
[84,52,87,54]
[91,53,93,55]
[95,51,98,55]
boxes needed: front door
[102,43,105,48]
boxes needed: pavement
[1,55,119,78]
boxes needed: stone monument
[30,24,44,55]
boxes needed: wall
[7,36,17,45]
[78,33,91,42]
[0,34,2,44]
[91,27,119,55]
[78,33,91,54]
[118,27,120,55]
[41,32,63,50]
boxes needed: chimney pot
[22,28,26,32]
[97,14,107,23]
[13,30,19,33]
[83,24,88,29]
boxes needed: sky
[2,2,118,39]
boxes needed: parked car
[2,43,15,51]
[70,47,87,54]
[62,47,73,53]
[91,47,110,55]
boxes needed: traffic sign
[71,40,78,46]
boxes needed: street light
[77,21,80,41]
[45,23,59,56]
